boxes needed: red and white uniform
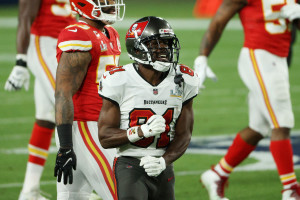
[31,0,75,38]
[56,22,121,200]
[237,0,295,135]
[240,0,294,57]
[99,64,199,158]
[57,22,121,121]
[27,0,75,123]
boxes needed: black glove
[54,147,77,184]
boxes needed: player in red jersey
[54,0,125,199]
[4,0,75,199]
[193,0,300,199]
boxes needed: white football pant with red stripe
[55,121,117,200]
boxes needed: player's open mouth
[157,54,169,62]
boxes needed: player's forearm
[162,132,192,166]
[16,20,31,54]
[98,126,130,148]
[200,0,247,56]
[200,21,225,56]
[199,4,232,56]
[17,0,41,54]
[162,100,194,165]
[55,92,74,125]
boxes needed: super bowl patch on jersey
[170,84,183,98]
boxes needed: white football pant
[55,121,117,200]
[238,47,294,136]
[27,34,57,123]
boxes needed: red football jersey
[239,0,295,57]
[31,0,76,38]
[57,22,121,121]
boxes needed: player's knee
[271,127,290,140]
[240,127,263,145]
[36,119,55,129]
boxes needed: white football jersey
[99,63,199,157]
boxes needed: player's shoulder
[105,25,118,33]
[101,64,133,86]
[60,23,91,38]
[105,25,120,38]
[58,23,92,52]
[175,64,199,87]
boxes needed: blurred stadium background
[0,0,299,199]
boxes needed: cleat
[282,183,300,200]
[200,169,229,200]
[18,190,50,200]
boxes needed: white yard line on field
[1,131,300,189]
[0,54,15,62]
[0,117,33,124]
[0,171,205,188]
[0,181,56,189]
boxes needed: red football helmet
[70,0,125,24]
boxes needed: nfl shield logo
[99,81,103,91]
[153,88,158,95]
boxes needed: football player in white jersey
[98,16,199,200]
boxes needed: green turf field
[0,1,300,200]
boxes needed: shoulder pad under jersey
[176,64,199,87]
[57,24,92,52]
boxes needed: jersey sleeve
[57,25,92,52]
[178,64,199,104]
[98,66,127,105]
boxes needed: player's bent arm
[162,99,194,166]
[55,51,91,125]
[98,98,143,148]
[17,0,41,54]
[200,0,247,56]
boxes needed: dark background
[1,0,18,5]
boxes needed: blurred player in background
[54,0,125,199]
[4,0,75,199]
[193,0,300,199]
[98,16,199,200]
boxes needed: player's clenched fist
[141,115,166,138]
[140,156,166,177]
[126,115,166,143]
[54,148,77,185]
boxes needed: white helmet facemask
[91,0,125,24]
